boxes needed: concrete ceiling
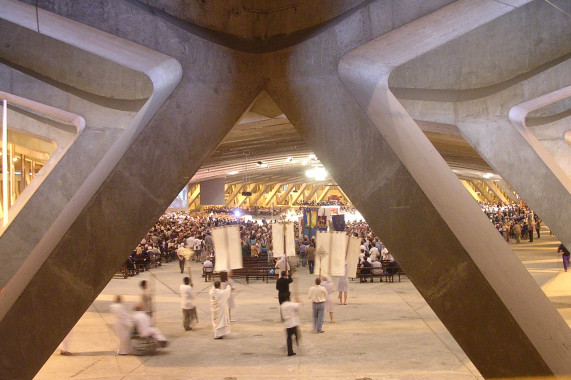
[191,90,494,187]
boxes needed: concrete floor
[36,228,571,379]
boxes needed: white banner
[346,235,361,278]
[272,222,296,257]
[330,231,348,276]
[212,225,243,272]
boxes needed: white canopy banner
[315,231,348,276]
[346,235,361,278]
[271,222,296,257]
[212,225,243,272]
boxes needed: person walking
[276,271,293,320]
[558,244,570,272]
[306,242,316,274]
[110,295,133,355]
[337,263,349,305]
[180,277,197,331]
[280,295,302,356]
[308,277,327,333]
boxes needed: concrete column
[0,2,262,377]
[332,1,569,377]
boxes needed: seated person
[371,259,382,275]
[359,260,372,283]
[203,256,214,280]
[132,304,168,347]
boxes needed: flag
[332,214,345,231]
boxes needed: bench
[381,260,406,282]
[356,267,393,283]
[202,266,278,283]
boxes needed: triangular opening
[168,91,357,214]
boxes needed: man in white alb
[110,295,133,355]
[209,280,232,339]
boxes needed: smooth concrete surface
[1,0,570,378]
[35,229,571,379]
[338,1,571,376]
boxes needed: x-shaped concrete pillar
[0,0,569,378]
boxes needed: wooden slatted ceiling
[191,105,494,186]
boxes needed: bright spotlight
[228,170,239,175]
[233,210,241,217]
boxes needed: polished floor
[36,228,571,379]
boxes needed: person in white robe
[133,305,168,347]
[110,295,133,355]
[337,263,349,305]
[275,255,291,277]
[322,276,336,324]
[209,280,232,339]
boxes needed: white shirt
[308,285,327,303]
[281,301,301,328]
[193,238,202,251]
[180,284,195,309]
[369,247,380,260]
[133,311,153,338]
[203,260,213,272]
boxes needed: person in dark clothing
[558,244,570,272]
[276,271,293,320]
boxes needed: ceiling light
[482,173,493,179]
[13,157,18,162]
[301,160,307,166]
[308,154,317,161]
[260,163,268,168]
[285,156,293,163]
[227,170,239,175]
[305,168,315,178]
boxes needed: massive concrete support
[0,1,261,378]
[1,0,570,378]
[336,0,571,377]
[389,0,571,248]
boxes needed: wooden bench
[202,266,278,283]
[356,267,393,282]
[381,260,406,282]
